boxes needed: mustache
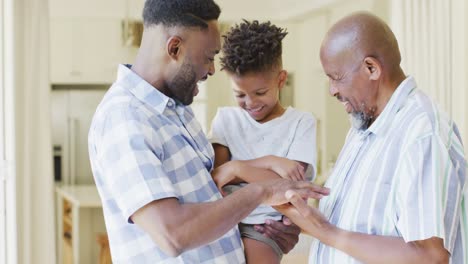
[336,95,346,102]
[199,75,208,82]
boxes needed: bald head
[321,12,401,76]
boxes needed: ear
[363,57,381,81]
[166,36,183,60]
[277,70,288,90]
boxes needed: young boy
[208,20,317,264]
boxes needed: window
[1,0,17,262]
[0,0,7,260]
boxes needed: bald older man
[277,12,467,264]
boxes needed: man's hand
[254,217,301,254]
[255,179,329,206]
[274,190,331,238]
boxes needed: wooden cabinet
[56,185,106,264]
[62,199,74,263]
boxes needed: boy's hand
[254,217,301,254]
[269,156,305,181]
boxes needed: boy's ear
[166,36,183,60]
[278,70,288,89]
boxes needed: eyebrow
[233,87,268,93]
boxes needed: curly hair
[220,20,288,75]
[143,0,221,29]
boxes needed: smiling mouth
[341,101,353,113]
[246,106,263,114]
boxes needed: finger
[286,190,313,216]
[282,216,293,226]
[295,170,303,181]
[293,188,325,200]
[264,219,299,235]
[253,224,265,234]
[297,167,305,181]
[294,181,330,196]
[263,228,290,253]
[291,171,300,181]
[261,223,298,253]
[309,183,330,195]
[261,222,293,241]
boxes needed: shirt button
[167,101,173,108]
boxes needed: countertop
[56,184,102,208]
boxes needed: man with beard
[277,12,467,264]
[87,0,329,263]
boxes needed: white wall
[390,0,468,153]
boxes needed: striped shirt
[88,64,245,263]
[312,77,467,264]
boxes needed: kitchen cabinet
[49,17,137,84]
[48,0,145,84]
[56,185,106,264]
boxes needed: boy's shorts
[239,223,283,259]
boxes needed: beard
[349,103,375,131]
[167,58,198,105]
[350,112,373,131]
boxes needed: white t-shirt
[208,106,317,224]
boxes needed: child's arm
[213,143,231,168]
[212,144,310,191]
[242,156,307,181]
[212,144,282,190]
[213,143,306,180]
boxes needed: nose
[208,61,215,76]
[244,95,256,107]
[329,83,338,97]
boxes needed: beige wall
[452,0,468,152]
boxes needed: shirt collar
[116,64,181,114]
[363,76,417,136]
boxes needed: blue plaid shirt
[88,64,245,263]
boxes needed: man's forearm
[277,195,448,264]
[327,228,448,264]
[133,184,266,256]
[290,216,449,264]
[175,184,267,251]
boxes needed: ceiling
[215,0,341,22]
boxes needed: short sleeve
[395,134,465,253]
[286,114,317,180]
[95,107,178,223]
[208,108,228,146]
